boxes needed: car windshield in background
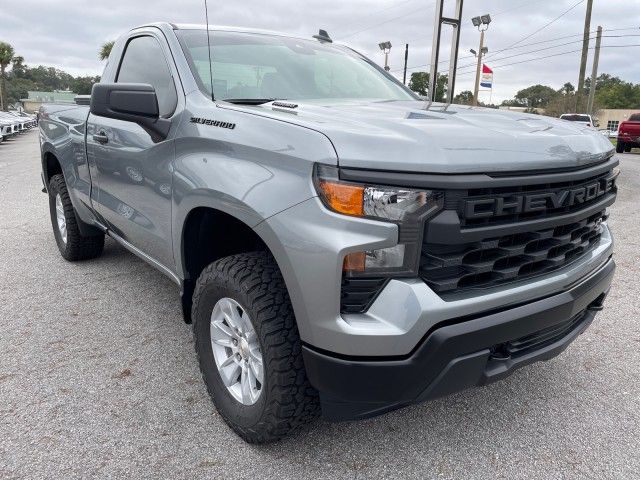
[561,114,591,122]
[176,30,415,103]
[629,114,640,121]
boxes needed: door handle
[93,131,109,144]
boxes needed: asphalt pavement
[1,130,639,479]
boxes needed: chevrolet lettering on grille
[463,171,618,220]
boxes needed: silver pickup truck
[39,23,618,443]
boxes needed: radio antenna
[204,0,215,101]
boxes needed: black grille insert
[341,277,388,314]
[492,311,588,359]
[421,211,606,293]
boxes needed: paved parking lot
[1,131,639,479]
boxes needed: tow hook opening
[489,345,511,361]
[587,293,607,312]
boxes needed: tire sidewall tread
[48,174,104,261]
[192,251,319,443]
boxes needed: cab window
[117,36,178,117]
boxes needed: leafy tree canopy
[409,72,448,102]
[0,42,101,106]
[502,74,640,113]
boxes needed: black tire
[192,251,320,443]
[625,145,632,153]
[616,141,625,154]
[48,174,105,261]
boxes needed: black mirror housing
[90,83,171,141]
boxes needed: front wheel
[48,174,105,261]
[616,141,625,154]
[192,251,320,443]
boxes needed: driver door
[87,32,179,270]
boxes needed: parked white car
[560,113,597,128]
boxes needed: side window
[117,36,178,118]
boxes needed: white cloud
[4,0,639,103]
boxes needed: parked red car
[617,113,640,153]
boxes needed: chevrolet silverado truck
[39,23,618,443]
[617,113,640,153]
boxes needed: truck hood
[248,100,614,174]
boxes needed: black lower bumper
[303,258,615,421]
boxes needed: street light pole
[472,30,485,106]
[471,14,491,107]
[378,41,392,72]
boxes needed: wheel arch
[177,204,295,324]
[42,148,63,186]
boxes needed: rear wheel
[192,251,320,443]
[616,141,625,154]
[48,174,105,261]
[625,145,632,153]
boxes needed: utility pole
[473,30,485,106]
[576,0,593,110]
[587,25,602,115]
[403,44,409,85]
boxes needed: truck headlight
[313,164,443,275]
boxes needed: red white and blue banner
[480,64,493,89]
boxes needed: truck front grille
[421,211,606,294]
[419,160,617,296]
[340,159,617,313]
[453,169,617,228]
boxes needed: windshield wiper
[221,98,281,105]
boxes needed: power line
[334,0,419,38]
[455,43,640,76]
[391,28,640,73]
[505,0,585,49]
[456,35,640,72]
[337,1,435,40]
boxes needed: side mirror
[90,83,171,141]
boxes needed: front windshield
[176,30,416,102]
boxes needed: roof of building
[24,91,77,103]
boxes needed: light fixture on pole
[379,41,392,71]
[471,14,491,106]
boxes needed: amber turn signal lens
[343,252,366,272]
[317,180,364,216]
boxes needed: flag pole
[490,70,493,105]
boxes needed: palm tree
[0,41,15,111]
[99,41,115,61]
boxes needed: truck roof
[134,22,329,43]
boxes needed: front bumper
[303,257,614,421]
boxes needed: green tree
[409,72,448,102]
[0,41,15,110]
[453,90,473,105]
[11,55,26,78]
[99,41,115,61]
[514,84,558,108]
[558,82,575,95]
[71,75,100,95]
